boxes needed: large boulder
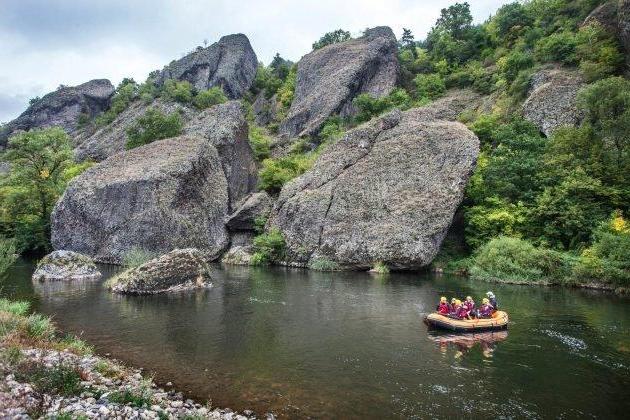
[155,34,257,99]
[74,99,196,162]
[279,27,398,138]
[32,250,101,282]
[51,135,231,264]
[1,79,114,150]
[108,248,212,294]
[268,107,479,270]
[522,68,585,136]
[183,101,257,208]
[252,91,279,126]
[583,1,630,67]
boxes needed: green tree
[312,29,351,50]
[414,73,446,100]
[125,108,183,150]
[432,2,473,39]
[0,128,74,251]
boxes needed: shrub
[108,387,152,408]
[534,32,577,65]
[469,237,573,284]
[95,79,138,126]
[497,50,534,83]
[414,73,446,100]
[258,153,317,194]
[251,228,285,265]
[353,88,412,123]
[370,262,390,274]
[161,80,193,103]
[26,313,55,339]
[312,29,351,50]
[125,108,183,150]
[277,65,297,110]
[576,22,624,82]
[318,117,344,143]
[0,237,18,275]
[308,258,339,271]
[249,125,271,161]
[15,361,84,396]
[62,161,94,182]
[572,211,630,286]
[193,87,227,109]
[122,247,157,268]
[465,198,527,250]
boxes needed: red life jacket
[438,303,449,314]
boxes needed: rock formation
[279,27,398,138]
[252,92,279,126]
[108,248,211,294]
[522,68,585,136]
[0,80,114,150]
[32,250,101,282]
[74,99,196,162]
[183,101,257,208]
[268,107,479,270]
[156,34,257,99]
[52,135,231,264]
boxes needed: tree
[1,128,74,251]
[400,28,416,56]
[577,77,630,181]
[433,2,473,39]
[312,29,351,50]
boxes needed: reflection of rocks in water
[429,331,508,358]
[32,275,103,300]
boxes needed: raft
[425,311,509,332]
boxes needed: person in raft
[464,296,475,315]
[478,298,494,318]
[436,297,450,315]
[486,291,498,311]
[448,299,462,318]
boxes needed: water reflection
[428,330,509,359]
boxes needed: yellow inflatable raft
[425,311,509,332]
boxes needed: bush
[370,262,390,274]
[258,153,317,194]
[251,228,285,265]
[95,79,138,126]
[277,65,297,110]
[0,299,30,316]
[469,237,573,284]
[62,161,94,182]
[497,50,534,83]
[353,88,412,123]
[0,237,17,275]
[465,198,527,249]
[312,29,351,50]
[15,361,84,396]
[534,32,577,65]
[108,387,152,408]
[161,80,193,103]
[414,73,446,100]
[308,258,339,271]
[572,211,630,286]
[576,22,624,82]
[122,247,157,268]
[249,125,271,161]
[125,108,183,150]
[193,87,227,109]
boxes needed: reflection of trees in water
[429,331,508,358]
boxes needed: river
[2,259,629,418]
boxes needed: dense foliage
[0,128,91,253]
[312,29,351,50]
[125,108,183,150]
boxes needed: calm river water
[2,259,630,418]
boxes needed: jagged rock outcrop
[0,80,114,150]
[252,92,279,126]
[183,101,257,208]
[279,27,398,138]
[225,192,273,231]
[156,34,257,99]
[221,192,273,266]
[74,99,196,162]
[32,250,101,282]
[108,248,212,294]
[268,107,479,270]
[51,135,231,264]
[522,68,585,136]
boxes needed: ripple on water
[540,329,587,351]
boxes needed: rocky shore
[0,347,260,419]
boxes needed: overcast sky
[0,0,509,122]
